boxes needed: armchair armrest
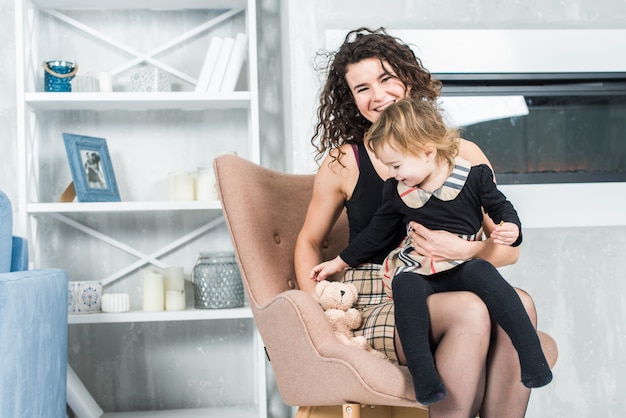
[0,269,68,417]
[252,289,423,409]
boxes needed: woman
[294,27,539,417]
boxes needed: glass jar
[191,252,244,309]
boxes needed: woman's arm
[294,146,357,294]
[408,139,520,268]
[409,221,519,267]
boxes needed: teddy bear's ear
[315,280,330,297]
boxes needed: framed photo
[63,133,121,202]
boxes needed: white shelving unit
[15,0,265,416]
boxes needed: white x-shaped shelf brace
[44,7,244,86]
[49,212,225,286]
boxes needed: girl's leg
[392,272,446,405]
[480,288,536,418]
[395,290,491,416]
[453,260,552,389]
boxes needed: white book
[195,36,223,92]
[206,36,235,92]
[219,32,248,92]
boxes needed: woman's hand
[408,221,479,262]
[310,256,349,282]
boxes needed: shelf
[68,306,253,324]
[24,92,251,111]
[32,0,247,10]
[27,201,223,213]
[101,405,257,418]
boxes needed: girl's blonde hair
[366,98,459,168]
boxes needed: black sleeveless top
[344,143,405,264]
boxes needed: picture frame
[62,133,121,202]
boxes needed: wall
[280,1,626,417]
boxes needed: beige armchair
[214,154,558,418]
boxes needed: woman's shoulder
[458,138,492,168]
[321,143,359,172]
[316,143,360,190]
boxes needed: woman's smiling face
[345,57,407,124]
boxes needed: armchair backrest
[214,155,424,408]
[0,190,14,273]
[0,190,28,273]
[213,154,349,307]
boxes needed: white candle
[166,290,186,311]
[164,266,185,291]
[168,171,194,201]
[97,72,113,92]
[142,268,165,312]
[196,166,218,201]
[164,266,185,311]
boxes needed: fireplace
[437,72,626,184]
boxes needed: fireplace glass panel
[439,74,626,184]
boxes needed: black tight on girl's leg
[392,272,447,405]
[447,260,553,388]
[392,259,551,404]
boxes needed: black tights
[392,259,552,405]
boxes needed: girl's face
[345,57,407,124]
[376,140,437,189]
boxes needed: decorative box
[68,281,102,314]
[130,67,171,92]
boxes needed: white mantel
[326,29,626,74]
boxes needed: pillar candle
[166,290,186,311]
[142,268,165,312]
[164,266,185,291]
[97,72,113,92]
[168,171,195,201]
[164,266,185,311]
[196,166,218,201]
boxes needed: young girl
[311,98,553,405]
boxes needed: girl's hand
[490,221,520,246]
[310,256,349,282]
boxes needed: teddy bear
[315,280,387,359]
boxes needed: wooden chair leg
[343,403,361,418]
[295,404,362,418]
[294,406,312,418]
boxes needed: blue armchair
[0,190,68,418]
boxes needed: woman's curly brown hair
[311,27,442,166]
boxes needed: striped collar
[397,157,471,209]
